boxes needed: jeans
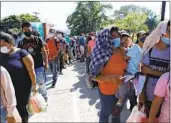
[86,56,91,74]
[1,108,7,123]
[59,53,64,72]
[35,66,47,99]
[98,89,119,123]
[49,57,58,85]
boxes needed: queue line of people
[0,21,88,123]
[88,20,170,123]
[0,20,170,123]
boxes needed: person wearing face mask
[113,32,143,117]
[111,31,122,48]
[139,20,170,119]
[85,32,96,88]
[0,32,37,123]
[46,31,60,88]
[136,30,148,48]
[18,22,49,102]
[90,27,128,122]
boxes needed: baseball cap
[138,30,146,35]
[121,32,131,37]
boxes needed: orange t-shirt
[46,38,60,60]
[98,52,127,95]
[87,40,96,56]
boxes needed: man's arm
[40,39,49,71]
[141,63,164,77]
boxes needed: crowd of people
[0,19,170,123]
[88,20,170,123]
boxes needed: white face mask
[91,36,95,40]
[0,46,10,54]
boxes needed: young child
[115,32,143,110]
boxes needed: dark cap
[0,31,14,44]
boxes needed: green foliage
[113,4,150,19]
[114,12,148,33]
[0,14,40,33]
[145,11,159,31]
[66,1,113,36]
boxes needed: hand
[138,93,145,110]
[141,66,151,75]
[7,116,16,123]
[32,85,38,93]
[115,76,124,85]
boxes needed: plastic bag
[26,93,47,114]
[133,75,146,96]
[126,106,146,122]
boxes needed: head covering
[121,32,131,37]
[142,20,169,55]
[0,32,14,44]
[90,28,113,77]
[138,30,146,35]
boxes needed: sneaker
[44,97,48,102]
[51,84,56,88]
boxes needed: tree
[114,12,148,33]
[0,14,40,33]
[145,11,159,31]
[113,5,150,19]
[66,1,112,36]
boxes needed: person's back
[98,49,127,95]
[79,36,86,46]
[46,37,60,61]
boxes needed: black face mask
[24,31,32,37]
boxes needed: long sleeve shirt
[1,66,17,117]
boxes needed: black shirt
[18,36,44,68]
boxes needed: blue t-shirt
[79,36,86,46]
[126,44,142,75]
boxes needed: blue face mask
[140,37,146,43]
[161,37,170,46]
[112,38,121,48]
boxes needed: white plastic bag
[126,106,146,122]
[26,93,47,114]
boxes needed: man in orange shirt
[46,32,60,88]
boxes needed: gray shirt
[142,47,170,101]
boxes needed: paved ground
[29,61,130,122]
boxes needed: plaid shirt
[90,28,113,77]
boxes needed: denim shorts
[35,66,45,85]
[1,108,7,123]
